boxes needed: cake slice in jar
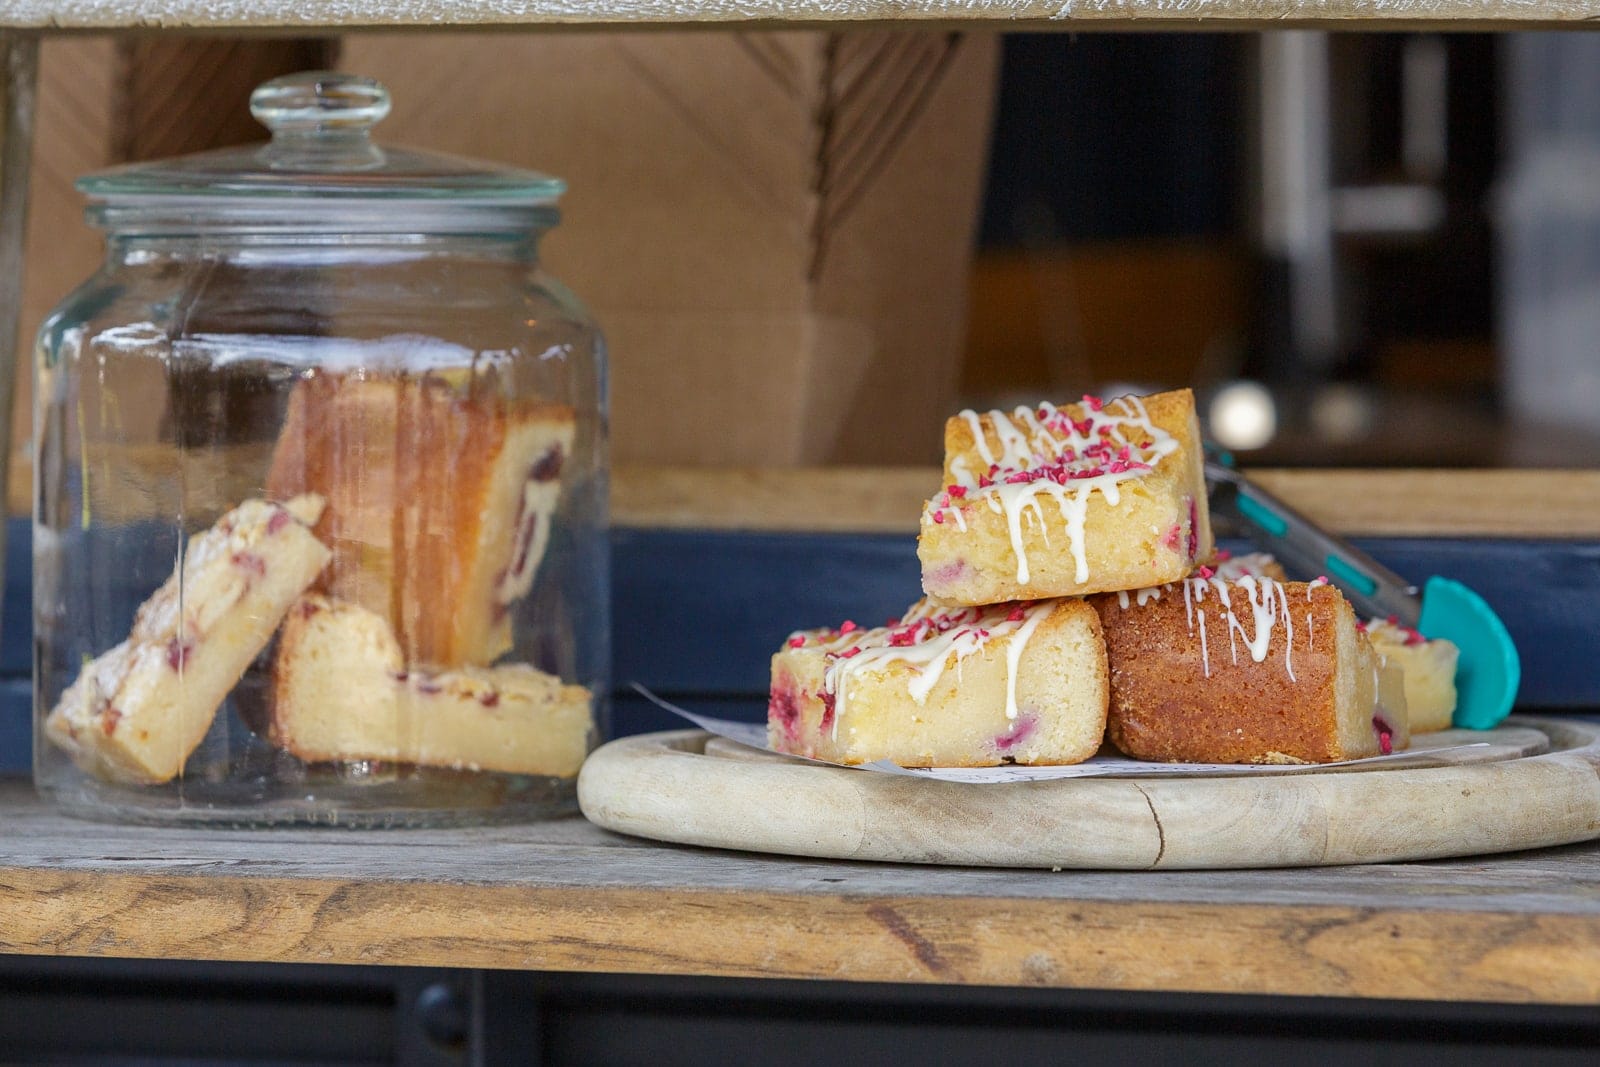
[268,594,592,777]
[45,496,331,785]
[266,372,576,667]
[769,597,1108,768]
[918,388,1213,606]
[1092,576,1409,764]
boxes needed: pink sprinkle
[977,475,994,488]
[1082,394,1104,412]
[1197,565,1215,579]
[1405,630,1427,647]
[787,636,805,649]
[1355,620,1368,633]
[1215,548,1233,562]
[885,617,902,628]
[266,509,291,534]
[839,646,862,659]
[947,485,967,499]
[1006,606,1026,622]
[839,620,858,635]
[479,691,500,708]
[933,511,945,524]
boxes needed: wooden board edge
[577,721,1600,870]
[3,869,1600,1003]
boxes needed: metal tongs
[1205,459,1520,729]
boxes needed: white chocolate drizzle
[1165,575,1298,681]
[931,395,1181,585]
[1116,584,1168,610]
[790,598,1056,740]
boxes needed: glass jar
[32,73,608,826]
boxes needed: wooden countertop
[4,778,1600,1002]
[1,0,1596,32]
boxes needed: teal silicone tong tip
[1418,576,1521,730]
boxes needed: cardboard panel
[341,31,998,465]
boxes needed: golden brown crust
[1093,581,1362,764]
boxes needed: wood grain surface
[2,0,1597,30]
[15,461,1595,537]
[611,466,1600,537]
[5,719,1600,1002]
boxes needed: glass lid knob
[251,72,391,137]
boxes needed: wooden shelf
[611,466,1600,538]
[1,0,1596,31]
[4,776,1600,1002]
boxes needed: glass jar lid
[78,72,565,234]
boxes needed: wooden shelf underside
[3,0,1599,32]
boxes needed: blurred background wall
[12,30,1600,490]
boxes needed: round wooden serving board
[577,717,1600,869]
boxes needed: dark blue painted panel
[1,520,28,677]
[0,679,27,775]
[1362,538,1600,708]
[2,520,1597,775]
[614,529,1600,707]
[611,528,921,696]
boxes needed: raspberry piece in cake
[1363,617,1458,733]
[1093,576,1410,764]
[768,597,1108,768]
[918,388,1213,606]
[266,372,576,667]
[45,496,331,785]
[268,594,592,777]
